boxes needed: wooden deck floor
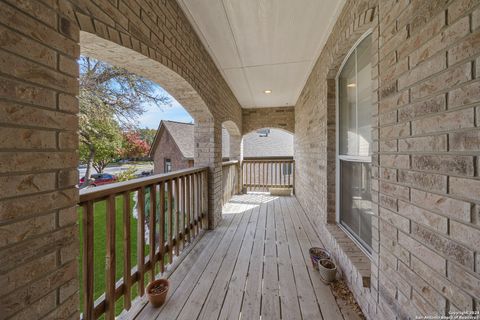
[122,194,361,320]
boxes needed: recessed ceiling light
[347,83,356,87]
[264,90,272,94]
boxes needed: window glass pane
[338,53,357,156]
[337,33,372,254]
[356,34,372,156]
[339,160,372,252]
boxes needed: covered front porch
[120,193,361,320]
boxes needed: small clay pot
[146,279,169,308]
[318,259,337,283]
[309,247,331,270]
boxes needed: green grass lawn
[78,190,175,317]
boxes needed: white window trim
[335,29,373,258]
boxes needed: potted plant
[318,259,337,283]
[146,279,170,307]
[309,247,331,270]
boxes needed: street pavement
[78,162,154,178]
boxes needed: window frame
[335,29,373,258]
[164,158,172,173]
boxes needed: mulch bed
[330,279,366,319]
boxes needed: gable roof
[149,120,194,159]
[243,129,293,158]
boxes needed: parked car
[79,173,117,187]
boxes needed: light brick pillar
[229,133,243,194]
[194,117,223,229]
[229,134,242,161]
[0,2,80,319]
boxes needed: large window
[336,33,373,254]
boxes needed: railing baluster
[287,162,292,187]
[82,201,94,320]
[193,173,198,234]
[253,161,256,191]
[265,162,268,190]
[196,172,201,231]
[159,181,165,273]
[137,187,146,296]
[293,161,296,194]
[181,176,186,250]
[263,161,266,191]
[186,174,191,243]
[191,174,195,236]
[149,184,157,281]
[105,195,116,320]
[204,170,209,226]
[122,192,132,310]
[167,179,173,264]
[175,177,180,256]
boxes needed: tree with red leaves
[121,131,151,159]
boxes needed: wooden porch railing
[242,158,295,192]
[221,160,240,205]
[79,167,208,320]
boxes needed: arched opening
[80,32,212,123]
[241,128,294,194]
[221,120,242,161]
[220,120,242,206]
[242,128,294,159]
[76,32,221,318]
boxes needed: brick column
[229,134,242,161]
[194,117,223,229]
[0,2,80,319]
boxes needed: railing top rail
[79,166,208,203]
[243,156,294,160]
[243,159,295,163]
[222,160,239,166]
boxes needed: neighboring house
[243,128,293,158]
[149,120,195,174]
[151,122,233,174]
[151,122,293,176]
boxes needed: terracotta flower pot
[318,259,337,283]
[309,247,331,270]
[146,279,170,308]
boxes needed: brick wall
[242,106,295,135]
[0,0,243,318]
[295,0,480,318]
[152,127,193,174]
[0,0,80,318]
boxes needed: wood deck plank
[261,198,281,320]
[286,197,344,320]
[217,197,263,320]
[132,194,352,320]
[275,196,303,320]
[197,201,260,320]
[176,201,252,320]
[280,196,325,320]
[133,213,236,320]
[238,195,268,320]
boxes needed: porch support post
[229,134,243,194]
[194,116,223,229]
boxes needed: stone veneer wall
[0,0,243,318]
[295,0,480,319]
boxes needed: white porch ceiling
[178,0,345,108]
